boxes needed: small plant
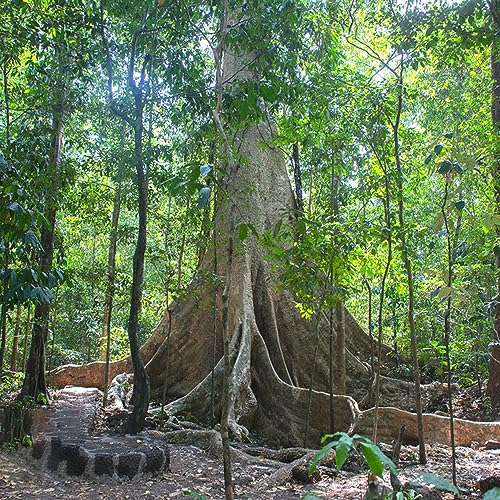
[182,489,206,499]
[35,393,49,405]
[308,432,397,479]
[310,432,462,498]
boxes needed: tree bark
[21,100,64,398]
[2,58,10,141]
[21,304,31,372]
[0,252,8,370]
[124,116,150,434]
[9,303,22,371]
[392,59,426,463]
[292,143,304,213]
[487,0,500,420]
[101,185,121,406]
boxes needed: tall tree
[487,0,500,419]
[100,0,152,433]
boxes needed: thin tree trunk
[366,280,374,376]
[487,0,500,420]
[102,185,121,406]
[292,143,304,213]
[441,179,457,486]
[328,305,335,433]
[10,303,22,371]
[392,59,426,464]
[0,252,8,370]
[21,99,64,398]
[331,157,346,395]
[21,304,31,372]
[2,58,10,141]
[124,116,150,434]
[372,160,392,443]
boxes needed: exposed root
[232,444,314,463]
[251,451,318,490]
[355,407,500,446]
[145,429,224,458]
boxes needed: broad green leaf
[443,132,454,139]
[438,160,453,175]
[200,164,212,176]
[273,219,283,237]
[308,441,336,476]
[437,286,453,300]
[416,473,459,495]
[484,487,500,500]
[424,154,433,165]
[359,441,397,478]
[434,143,444,155]
[454,200,465,211]
[197,187,211,208]
[335,433,353,470]
[301,493,319,500]
[483,214,495,231]
[296,219,306,234]
[239,223,248,241]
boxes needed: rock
[94,453,115,476]
[117,452,144,479]
[29,385,170,479]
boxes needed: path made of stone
[27,386,169,480]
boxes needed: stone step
[28,385,169,479]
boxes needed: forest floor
[0,379,499,498]
[1,439,499,498]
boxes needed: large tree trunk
[487,0,500,420]
[49,25,500,448]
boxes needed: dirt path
[1,442,499,499]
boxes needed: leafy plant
[182,489,206,499]
[308,432,397,478]
[484,487,500,500]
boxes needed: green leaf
[308,441,336,476]
[454,200,465,211]
[437,286,453,300]
[359,441,397,478]
[443,132,454,139]
[200,164,212,176]
[335,433,353,470]
[453,162,464,174]
[301,493,320,500]
[197,187,211,208]
[273,219,283,237]
[415,473,459,495]
[22,434,33,447]
[434,143,444,155]
[239,223,248,241]
[424,154,433,165]
[296,218,306,234]
[484,487,500,500]
[438,160,453,175]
